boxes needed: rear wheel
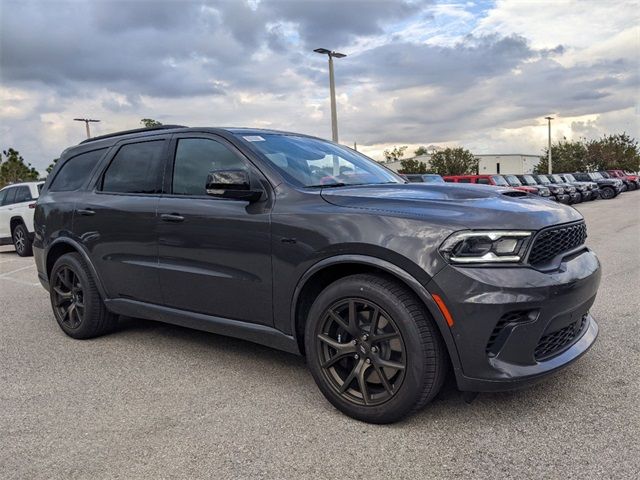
[600,186,615,200]
[305,274,447,424]
[12,223,33,257]
[50,253,117,339]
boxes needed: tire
[600,186,615,200]
[12,223,33,257]
[49,252,117,339]
[628,182,637,191]
[305,273,447,424]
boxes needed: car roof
[0,181,44,190]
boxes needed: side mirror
[205,170,263,202]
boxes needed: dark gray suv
[34,126,601,423]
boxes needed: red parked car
[605,170,639,191]
[442,174,551,198]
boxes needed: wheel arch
[45,237,108,299]
[290,255,462,373]
[9,216,25,233]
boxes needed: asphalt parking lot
[1,194,638,479]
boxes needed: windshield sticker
[243,135,265,142]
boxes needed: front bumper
[568,192,582,203]
[554,193,570,204]
[428,248,600,392]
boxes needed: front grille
[534,315,587,360]
[528,222,587,266]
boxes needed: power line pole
[74,118,101,139]
[545,116,553,174]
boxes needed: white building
[383,154,541,175]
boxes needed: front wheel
[600,186,616,200]
[305,274,447,424]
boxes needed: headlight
[439,231,532,264]
[550,186,562,194]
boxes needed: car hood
[320,183,582,230]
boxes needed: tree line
[385,133,640,176]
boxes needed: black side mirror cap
[206,170,263,202]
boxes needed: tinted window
[477,178,490,185]
[173,138,247,196]
[50,149,107,192]
[102,141,165,194]
[14,186,32,203]
[458,178,470,183]
[3,187,17,205]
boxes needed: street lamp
[314,48,347,143]
[74,118,100,139]
[545,116,553,174]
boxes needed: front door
[157,134,273,326]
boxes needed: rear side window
[14,186,32,203]
[49,148,107,192]
[101,141,165,194]
[458,178,471,183]
[3,187,17,205]
[477,178,490,184]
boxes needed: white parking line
[0,264,35,278]
[0,276,40,287]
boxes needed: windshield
[551,174,565,183]
[590,172,603,180]
[504,175,522,186]
[536,175,551,184]
[563,173,576,182]
[521,175,537,185]
[599,171,611,178]
[491,175,509,186]
[424,175,444,183]
[239,134,403,187]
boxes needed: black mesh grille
[528,222,587,266]
[535,316,587,360]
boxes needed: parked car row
[0,181,44,256]
[401,170,637,204]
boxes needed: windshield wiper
[308,182,348,188]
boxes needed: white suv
[0,181,44,256]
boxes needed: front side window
[240,134,402,188]
[173,138,248,196]
[49,148,107,192]
[477,178,490,185]
[458,178,471,183]
[101,141,165,194]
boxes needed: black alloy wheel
[49,253,117,339]
[600,186,615,199]
[305,274,447,424]
[52,266,85,330]
[316,298,406,407]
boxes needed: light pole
[74,118,100,139]
[314,48,346,143]
[545,116,553,174]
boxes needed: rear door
[156,133,273,325]
[73,138,169,304]
[0,188,15,239]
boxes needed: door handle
[76,208,95,216]
[160,213,185,223]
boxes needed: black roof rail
[79,125,187,144]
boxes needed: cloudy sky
[1,0,638,173]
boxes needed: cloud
[0,0,637,172]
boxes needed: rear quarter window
[49,148,108,192]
